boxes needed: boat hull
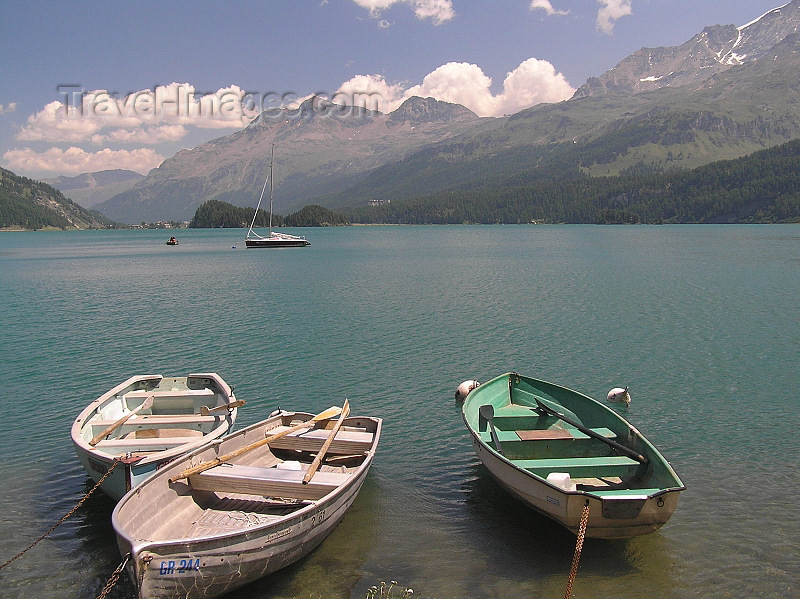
[245,238,310,248]
[461,372,684,539]
[468,430,681,538]
[71,373,238,501]
[112,411,381,599]
[126,467,366,599]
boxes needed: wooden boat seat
[188,464,351,500]
[90,414,217,429]
[515,427,616,440]
[93,437,195,451]
[479,427,616,447]
[267,426,374,455]
[125,388,216,399]
[514,455,642,478]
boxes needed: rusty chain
[564,499,591,599]
[0,458,120,570]
[95,553,130,599]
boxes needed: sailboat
[245,145,310,248]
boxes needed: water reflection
[456,463,681,598]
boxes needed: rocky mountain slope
[573,0,800,97]
[95,96,481,223]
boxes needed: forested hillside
[188,200,348,228]
[342,139,800,224]
[188,199,278,228]
[0,167,114,230]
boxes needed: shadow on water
[24,470,139,599]
[455,463,680,598]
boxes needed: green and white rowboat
[460,372,685,538]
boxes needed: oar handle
[534,399,648,464]
[303,400,350,484]
[169,406,342,483]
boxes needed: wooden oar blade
[200,400,246,416]
[311,406,342,421]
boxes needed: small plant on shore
[365,580,414,599]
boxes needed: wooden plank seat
[125,388,216,399]
[479,427,616,446]
[516,427,616,440]
[188,464,351,500]
[90,414,218,429]
[513,455,642,478]
[93,437,196,451]
[266,426,374,455]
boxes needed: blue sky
[0,0,787,179]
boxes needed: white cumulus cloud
[352,0,454,24]
[0,102,18,115]
[350,58,575,117]
[16,83,253,145]
[2,146,164,176]
[404,62,498,115]
[529,1,569,16]
[336,74,407,112]
[597,0,632,34]
[495,57,575,114]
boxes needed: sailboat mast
[247,156,270,236]
[268,143,274,234]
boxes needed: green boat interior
[472,376,681,495]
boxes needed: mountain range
[69,0,800,223]
[44,169,143,208]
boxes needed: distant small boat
[245,144,310,248]
[166,237,178,245]
[112,405,381,599]
[459,372,684,538]
[72,373,241,501]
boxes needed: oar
[303,399,350,484]
[199,400,246,415]
[169,405,342,483]
[479,404,504,455]
[532,398,648,464]
[89,395,154,446]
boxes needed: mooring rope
[564,499,591,599]
[0,459,120,570]
[95,553,130,599]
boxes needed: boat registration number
[157,558,201,576]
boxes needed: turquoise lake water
[0,225,798,599]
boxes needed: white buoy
[607,386,631,406]
[455,380,480,401]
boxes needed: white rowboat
[72,373,240,501]
[112,408,381,599]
